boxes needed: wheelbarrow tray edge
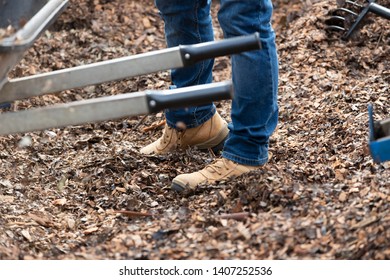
[0,0,69,52]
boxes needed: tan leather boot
[171,158,261,192]
[140,112,229,155]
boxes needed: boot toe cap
[139,144,156,155]
[171,172,206,192]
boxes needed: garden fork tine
[344,0,390,39]
[338,0,363,9]
[326,0,390,40]
[325,8,358,33]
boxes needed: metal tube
[0,81,232,135]
[0,33,261,103]
[369,3,390,20]
[0,48,183,103]
[0,92,148,135]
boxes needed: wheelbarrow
[0,0,263,135]
[325,0,390,40]
[0,0,68,90]
[368,104,390,163]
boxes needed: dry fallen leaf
[339,192,348,202]
[218,212,249,221]
[53,198,67,206]
[0,195,14,203]
[21,230,32,242]
[28,213,55,228]
[84,227,99,235]
[236,223,252,240]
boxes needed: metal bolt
[149,100,157,107]
[185,53,191,60]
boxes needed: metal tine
[344,0,364,8]
[331,7,359,17]
[327,0,390,40]
[327,15,347,22]
[337,0,364,8]
[325,7,358,31]
[325,25,346,32]
[325,15,346,32]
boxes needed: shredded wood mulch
[0,0,389,260]
[0,26,16,40]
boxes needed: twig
[142,119,166,132]
[375,28,384,50]
[134,115,148,130]
[218,212,249,221]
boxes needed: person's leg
[155,0,216,129]
[172,0,279,191]
[140,0,228,155]
[219,0,279,166]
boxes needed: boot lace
[161,126,175,145]
[161,127,185,148]
[204,158,229,175]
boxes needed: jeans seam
[194,0,205,86]
[193,106,215,126]
[263,44,277,136]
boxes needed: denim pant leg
[154,0,216,129]
[218,0,279,166]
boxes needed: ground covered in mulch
[0,0,389,260]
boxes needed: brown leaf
[28,213,55,228]
[0,195,14,203]
[339,191,348,202]
[53,198,67,206]
[218,212,249,221]
[351,216,380,230]
[21,230,32,242]
[84,227,99,235]
[236,223,252,240]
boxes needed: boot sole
[171,132,228,193]
[171,182,187,193]
[199,134,228,155]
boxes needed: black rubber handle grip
[146,81,233,113]
[369,3,390,20]
[179,33,261,66]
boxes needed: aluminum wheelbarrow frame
[0,0,263,136]
[0,0,68,90]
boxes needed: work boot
[171,158,261,192]
[140,112,229,155]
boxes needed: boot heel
[212,135,227,154]
[199,135,227,155]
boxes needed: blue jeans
[155,0,279,166]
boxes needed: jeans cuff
[165,106,216,129]
[222,151,268,166]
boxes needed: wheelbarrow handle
[0,81,233,135]
[369,3,390,20]
[179,32,262,66]
[146,81,233,113]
